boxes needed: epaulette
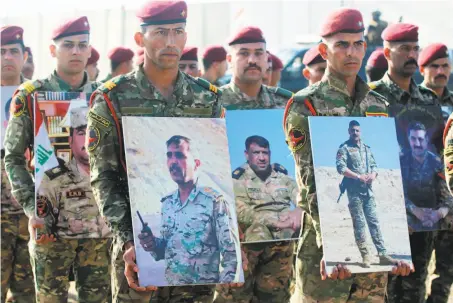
[271,87,294,99]
[44,158,68,181]
[292,83,319,102]
[368,89,389,106]
[232,167,245,179]
[18,79,42,96]
[99,75,126,94]
[160,193,173,203]
[272,163,288,175]
[200,186,221,199]
[192,77,222,96]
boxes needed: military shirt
[87,66,223,247]
[37,158,112,239]
[232,163,297,240]
[220,81,292,109]
[4,70,99,217]
[284,72,389,300]
[149,184,237,285]
[369,72,437,105]
[419,83,453,106]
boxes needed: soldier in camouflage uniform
[214,26,295,303]
[138,135,238,285]
[3,16,102,302]
[86,1,226,302]
[336,120,396,268]
[1,25,36,303]
[368,23,443,303]
[283,8,411,303]
[419,44,453,303]
[231,135,298,242]
[35,106,111,302]
[201,45,228,87]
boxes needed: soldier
[262,52,273,85]
[365,49,387,82]
[86,46,100,81]
[101,46,135,82]
[336,120,396,268]
[214,26,295,303]
[365,10,388,46]
[368,23,437,105]
[302,45,327,85]
[136,48,145,66]
[283,8,411,302]
[3,15,101,300]
[36,107,111,302]
[269,52,283,87]
[22,46,34,80]
[231,135,299,242]
[220,26,293,109]
[86,1,225,302]
[138,135,238,285]
[201,45,227,86]
[418,43,452,106]
[179,46,201,77]
[1,25,35,303]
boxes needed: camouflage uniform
[147,184,238,285]
[336,139,388,258]
[369,72,439,303]
[366,20,388,46]
[284,72,389,302]
[1,74,36,303]
[214,85,295,303]
[419,84,453,106]
[87,66,224,303]
[231,163,298,242]
[220,82,292,110]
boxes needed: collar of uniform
[321,71,370,101]
[135,65,187,100]
[172,181,200,208]
[382,73,423,101]
[49,70,90,91]
[346,138,363,148]
[68,157,85,181]
[244,162,275,181]
[227,81,267,104]
[420,82,453,104]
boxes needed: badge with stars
[87,126,100,152]
[288,128,307,152]
[11,95,26,117]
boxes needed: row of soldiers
[1,1,453,303]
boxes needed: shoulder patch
[232,167,245,179]
[273,87,294,99]
[272,163,288,175]
[193,77,221,96]
[88,111,111,128]
[288,128,307,151]
[87,126,100,152]
[11,94,26,117]
[100,75,125,93]
[36,195,51,218]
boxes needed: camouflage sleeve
[215,196,238,283]
[36,175,58,234]
[289,177,298,206]
[149,206,167,261]
[87,92,133,247]
[435,159,453,211]
[369,148,378,174]
[284,98,322,247]
[4,91,34,217]
[336,146,348,175]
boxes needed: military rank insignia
[11,95,26,117]
[87,126,100,152]
[288,128,306,152]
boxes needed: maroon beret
[381,23,418,42]
[137,1,187,26]
[180,47,198,61]
[270,53,283,70]
[24,46,32,57]
[202,45,227,63]
[320,8,364,37]
[87,47,100,66]
[418,43,449,67]
[366,49,388,69]
[52,16,90,40]
[1,26,24,46]
[303,45,326,66]
[228,26,266,46]
[108,47,134,63]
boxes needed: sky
[226,109,296,178]
[309,116,401,169]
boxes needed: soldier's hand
[138,232,155,251]
[427,209,443,225]
[358,174,369,183]
[28,215,56,244]
[390,261,413,276]
[366,173,377,184]
[274,207,302,231]
[412,207,428,222]
[320,258,351,281]
[123,241,157,292]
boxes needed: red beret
[108,47,134,63]
[381,23,418,42]
[1,26,24,46]
[320,8,364,37]
[303,45,325,66]
[87,47,100,66]
[25,46,32,57]
[137,1,187,26]
[418,43,449,67]
[180,47,198,61]
[52,16,90,40]
[202,45,227,63]
[366,49,388,69]
[270,53,283,70]
[228,26,266,46]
